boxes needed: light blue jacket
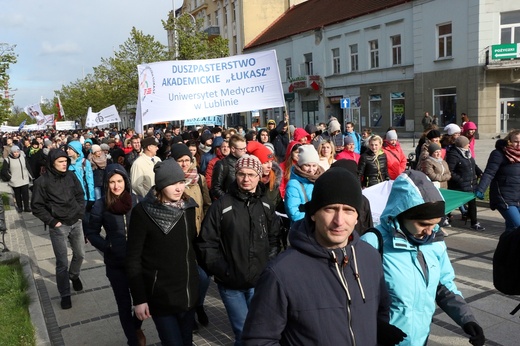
[284,167,314,223]
[361,171,477,345]
[67,141,95,202]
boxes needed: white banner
[1,125,21,132]
[85,105,121,128]
[137,50,285,125]
[24,103,44,120]
[362,180,395,226]
[184,116,223,126]
[55,121,77,130]
[24,123,47,131]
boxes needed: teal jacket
[361,170,477,345]
[284,167,315,223]
[67,141,95,202]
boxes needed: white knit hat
[298,145,320,166]
[444,123,461,136]
[386,130,398,140]
[91,144,101,153]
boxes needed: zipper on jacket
[184,213,192,307]
[331,251,356,346]
[152,270,158,294]
[123,214,127,240]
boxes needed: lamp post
[169,1,197,60]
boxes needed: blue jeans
[197,265,210,307]
[49,220,85,297]
[152,309,195,346]
[498,205,520,232]
[217,284,255,346]
[106,265,142,346]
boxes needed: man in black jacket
[31,149,86,309]
[198,154,281,345]
[210,134,247,200]
[242,168,404,346]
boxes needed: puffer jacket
[126,189,199,316]
[446,146,481,192]
[284,167,316,223]
[85,164,138,268]
[477,139,520,210]
[358,149,389,187]
[361,171,477,345]
[67,141,95,201]
[421,156,451,189]
[4,152,31,188]
[242,217,390,345]
[197,181,281,290]
[210,153,238,200]
[383,140,407,180]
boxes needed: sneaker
[61,296,72,309]
[441,219,452,228]
[471,223,485,231]
[196,306,209,326]
[70,277,83,291]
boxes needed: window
[232,1,237,22]
[332,48,340,74]
[207,14,211,26]
[391,92,405,127]
[501,10,520,43]
[215,9,220,26]
[437,23,452,58]
[434,88,457,126]
[391,35,402,65]
[285,58,292,80]
[302,100,319,125]
[304,53,313,75]
[350,44,359,71]
[224,6,228,25]
[369,94,382,127]
[369,40,379,68]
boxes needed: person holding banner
[269,114,290,163]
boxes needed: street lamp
[169,1,197,60]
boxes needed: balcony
[204,26,220,38]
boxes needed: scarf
[293,164,324,183]
[184,167,199,186]
[90,153,108,170]
[107,190,133,215]
[456,146,472,159]
[504,145,520,163]
[29,146,40,157]
[162,199,185,209]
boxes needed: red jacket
[383,141,407,180]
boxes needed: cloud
[40,41,82,55]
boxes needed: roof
[245,0,411,50]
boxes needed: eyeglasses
[236,172,259,179]
[233,146,247,151]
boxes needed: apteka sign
[137,50,285,125]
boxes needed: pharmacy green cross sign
[491,43,520,60]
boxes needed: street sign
[340,98,350,109]
[491,43,520,60]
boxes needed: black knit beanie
[169,143,192,161]
[305,167,362,216]
[154,159,185,191]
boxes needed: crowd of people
[3,113,516,345]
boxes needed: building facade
[244,0,520,138]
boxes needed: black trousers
[13,184,30,211]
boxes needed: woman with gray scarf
[1,145,32,212]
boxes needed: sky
[1,0,183,110]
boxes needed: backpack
[493,227,520,315]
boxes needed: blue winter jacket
[67,141,95,201]
[361,170,477,345]
[284,167,315,223]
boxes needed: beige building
[181,0,307,54]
